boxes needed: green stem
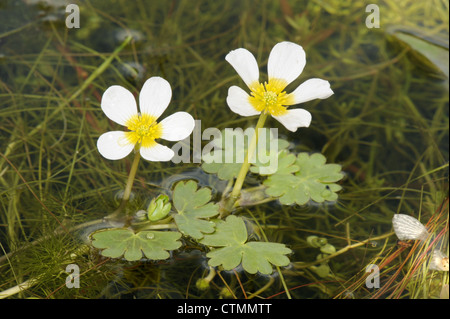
[220,112,268,217]
[122,151,141,202]
[276,266,292,299]
[108,150,141,219]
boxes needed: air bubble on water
[114,28,144,44]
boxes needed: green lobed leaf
[202,128,290,179]
[202,160,242,181]
[172,180,219,239]
[250,149,298,175]
[91,228,182,261]
[263,152,344,205]
[320,243,336,254]
[200,215,291,274]
[312,263,331,278]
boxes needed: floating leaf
[91,228,181,261]
[320,243,336,254]
[202,160,242,181]
[250,149,298,176]
[200,215,291,274]
[264,153,344,205]
[172,180,219,239]
[202,128,290,179]
[201,128,249,180]
[312,263,331,278]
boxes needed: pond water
[0,0,448,299]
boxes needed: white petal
[290,78,334,104]
[97,131,135,160]
[226,85,261,116]
[101,85,138,126]
[159,112,195,141]
[392,214,429,241]
[430,250,449,271]
[139,77,172,119]
[272,108,312,132]
[268,42,306,87]
[140,143,174,162]
[225,48,260,89]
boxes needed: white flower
[97,77,195,161]
[225,41,334,132]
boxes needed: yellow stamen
[125,113,162,148]
[248,79,294,116]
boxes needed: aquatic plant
[87,42,340,287]
[0,0,447,300]
[96,76,194,215]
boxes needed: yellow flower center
[125,113,162,148]
[248,79,294,116]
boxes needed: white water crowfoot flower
[225,41,334,132]
[97,77,195,161]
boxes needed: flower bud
[147,195,171,221]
